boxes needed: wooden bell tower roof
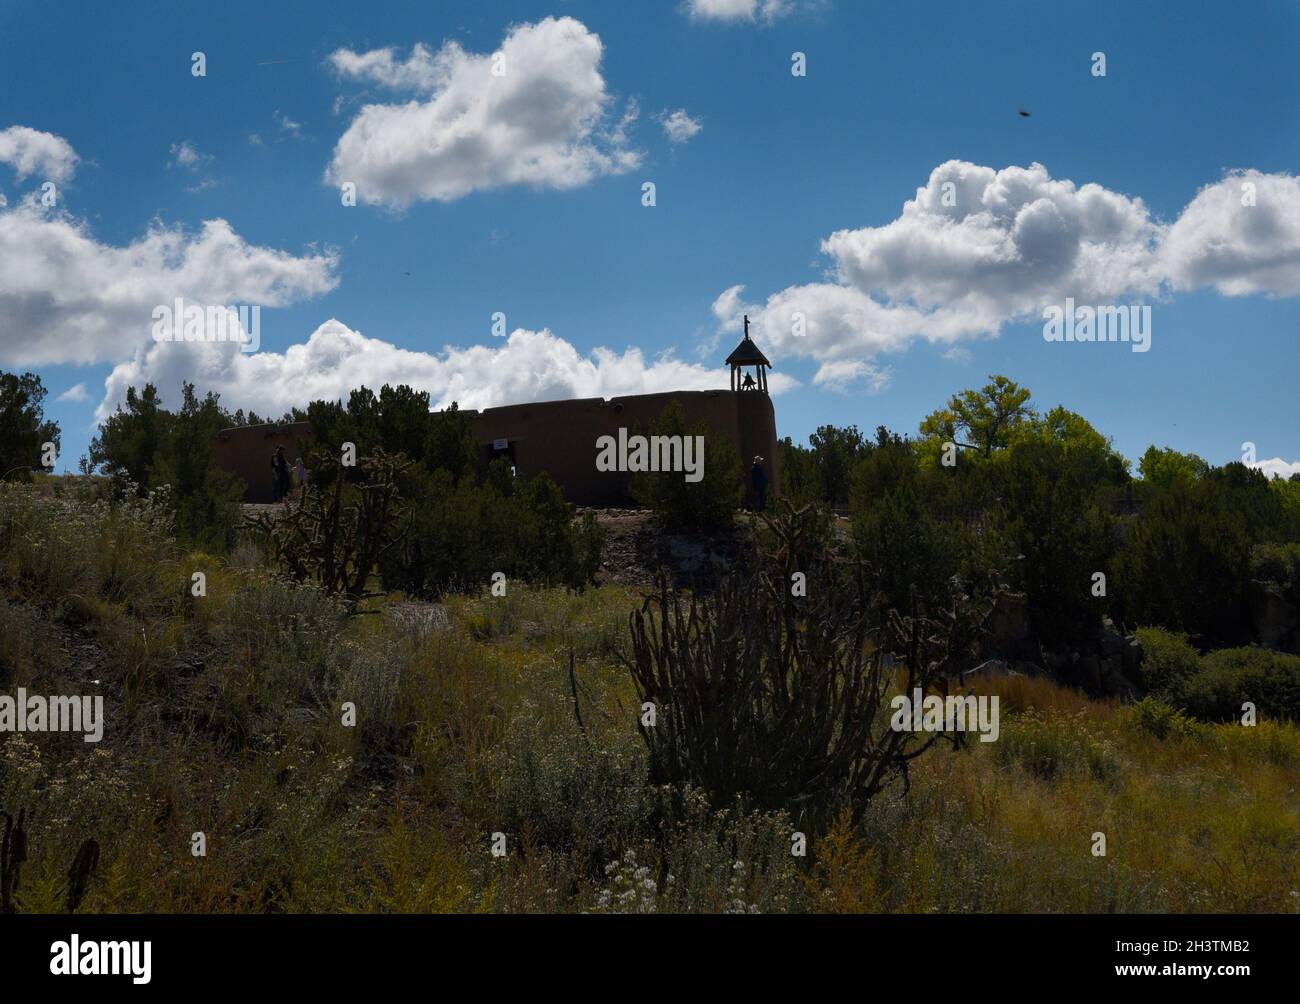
[726,315,771,392]
[725,316,772,367]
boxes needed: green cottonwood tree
[918,374,1033,460]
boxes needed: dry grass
[1,483,1297,913]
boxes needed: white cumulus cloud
[0,194,340,367]
[96,320,798,422]
[1161,170,1300,297]
[684,0,796,24]
[328,41,443,92]
[656,109,702,144]
[325,17,641,207]
[1250,457,1300,481]
[713,161,1300,379]
[0,125,79,184]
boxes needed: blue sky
[1,0,1297,475]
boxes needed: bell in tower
[726,315,772,393]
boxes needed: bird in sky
[1018,108,1031,117]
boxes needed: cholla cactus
[623,501,1002,833]
[248,448,411,607]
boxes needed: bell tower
[726,315,772,393]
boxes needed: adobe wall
[465,389,780,507]
[211,422,314,503]
[211,392,780,508]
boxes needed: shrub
[807,812,881,913]
[0,600,45,689]
[1125,697,1201,740]
[199,573,348,744]
[1177,647,1300,723]
[1133,626,1201,697]
[0,481,179,614]
[380,464,602,598]
[490,723,651,869]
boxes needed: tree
[89,384,169,488]
[777,436,819,506]
[849,425,1003,615]
[918,375,1033,459]
[1009,406,1130,481]
[807,424,868,505]
[852,478,963,613]
[89,382,244,550]
[304,384,476,479]
[377,461,602,598]
[1138,445,1209,490]
[632,401,741,533]
[1114,476,1254,645]
[0,371,61,479]
[376,384,433,463]
[995,435,1116,646]
[148,384,245,551]
[423,402,479,482]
